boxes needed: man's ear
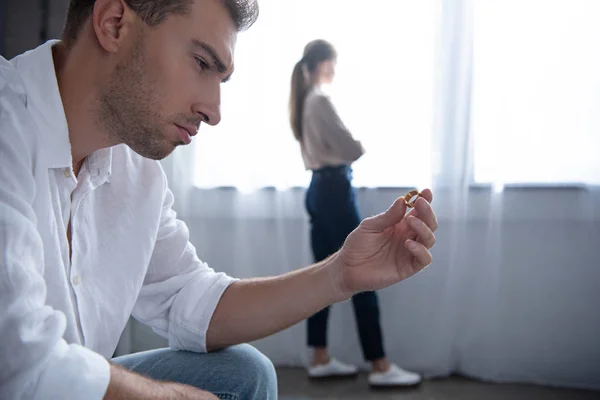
[91,0,137,53]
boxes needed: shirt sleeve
[311,94,365,162]
[0,72,110,399]
[131,170,237,353]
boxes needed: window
[194,0,437,191]
[472,0,600,185]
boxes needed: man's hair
[62,0,259,47]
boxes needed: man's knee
[219,344,277,399]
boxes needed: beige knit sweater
[300,87,365,170]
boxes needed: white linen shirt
[0,41,236,400]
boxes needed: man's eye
[195,57,209,71]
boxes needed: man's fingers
[361,189,437,234]
[418,188,433,203]
[407,215,436,248]
[413,197,438,232]
[405,239,433,268]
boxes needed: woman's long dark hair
[289,39,337,141]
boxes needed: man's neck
[52,41,119,174]
[73,158,85,177]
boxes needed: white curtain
[436,0,600,388]
[119,0,600,390]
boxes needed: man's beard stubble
[96,36,173,160]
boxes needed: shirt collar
[86,147,113,186]
[12,40,113,183]
[12,40,71,169]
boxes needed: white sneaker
[307,358,358,378]
[368,363,422,387]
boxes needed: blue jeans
[305,166,386,361]
[112,344,277,399]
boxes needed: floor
[276,368,600,400]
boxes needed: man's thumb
[360,196,407,232]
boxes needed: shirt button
[72,275,81,285]
[63,169,71,178]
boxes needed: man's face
[98,0,237,160]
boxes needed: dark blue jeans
[305,165,385,361]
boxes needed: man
[0,0,438,398]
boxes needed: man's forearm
[104,364,217,400]
[206,253,347,351]
[103,364,161,400]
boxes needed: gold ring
[404,190,421,208]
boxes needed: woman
[288,39,422,387]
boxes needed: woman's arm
[311,94,365,162]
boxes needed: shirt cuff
[168,272,238,353]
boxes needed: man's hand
[104,364,218,400]
[331,188,438,298]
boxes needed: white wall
[2,0,69,59]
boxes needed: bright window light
[472,0,600,185]
[194,0,437,190]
